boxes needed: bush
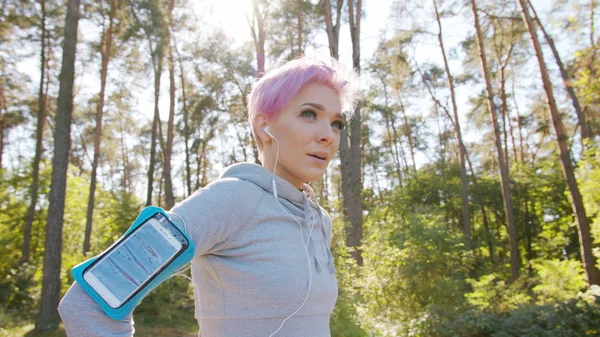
[421,290,600,337]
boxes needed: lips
[308,152,329,161]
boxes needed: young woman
[58,57,360,337]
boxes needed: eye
[332,120,345,130]
[300,109,317,120]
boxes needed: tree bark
[146,40,163,206]
[83,0,116,255]
[471,0,520,281]
[398,98,416,172]
[250,0,267,77]
[340,0,363,265]
[130,2,166,207]
[163,0,176,209]
[22,0,48,264]
[323,0,343,59]
[517,0,600,286]
[527,0,589,142]
[433,0,471,250]
[377,73,403,184]
[510,69,526,163]
[119,109,131,194]
[35,0,80,331]
[0,80,5,172]
[175,36,191,197]
[297,0,303,54]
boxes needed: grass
[2,325,197,337]
[0,309,198,337]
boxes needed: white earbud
[264,126,275,139]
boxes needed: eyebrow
[300,103,344,119]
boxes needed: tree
[129,0,168,207]
[323,0,343,59]
[268,0,320,61]
[35,0,81,331]
[83,0,118,255]
[162,0,176,209]
[433,0,471,250]
[527,0,588,143]
[22,0,51,264]
[337,0,364,265]
[516,0,600,286]
[249,0,268,77]
[471,0,520,281]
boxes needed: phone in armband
[72,206,195,320]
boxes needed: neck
[261,161,305,190]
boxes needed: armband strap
[71,206,195,320]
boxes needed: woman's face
[263,82,344,189]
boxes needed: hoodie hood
[220,162,336,274]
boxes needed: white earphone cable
[267,130,315,337]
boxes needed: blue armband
[72,206,195,320]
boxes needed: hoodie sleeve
[170,177,264,256]
[59,282,135,336]
[58,177,262,336]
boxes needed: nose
[317,121,336,144]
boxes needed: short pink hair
[248,57,360,148]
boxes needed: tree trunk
[297,0,303,54]
[510,71,526,164]
[517,0,600,286]
[163,0,176,209]
[500,69,510,167]
[250,0,267,77]
[175,39,191,197]
[83,0,116,255]
[35,0,80,331]
[377,74,403,184]
[398,98,416,172]
[503,70,519,164]
[119,111,130,194]
[340,0,363,265]
[592,0,596,67]
[471,0,520,281]
[0,82,5,172]
[527,0,589,142]
[146,45,163,206]
[22,0,48,264]
[434,0,471,250]
[323,0,343,59]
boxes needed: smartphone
[82,212,190,309]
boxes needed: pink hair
[247,58,360,147]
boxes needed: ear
[255,113,271,143]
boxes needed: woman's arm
[57,177,262,336]
[59,282,135,336]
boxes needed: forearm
[58,282,135,337]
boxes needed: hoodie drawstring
[302,193,336,274]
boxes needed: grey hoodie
[58,162,338,337]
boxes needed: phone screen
[83,213,188,308]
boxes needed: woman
[58,57,360,337]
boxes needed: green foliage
[421,297,600,337]
[579,145,600,266]
[466,274,532,313]
[0,166,143,319]
[135,276,197,331]
[336,177,472,336]
[0,164,51,313]
[532,259,587,304]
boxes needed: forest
[1,0,599,336]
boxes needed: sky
[7,0,585,194]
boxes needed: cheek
[333,134,341,151]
